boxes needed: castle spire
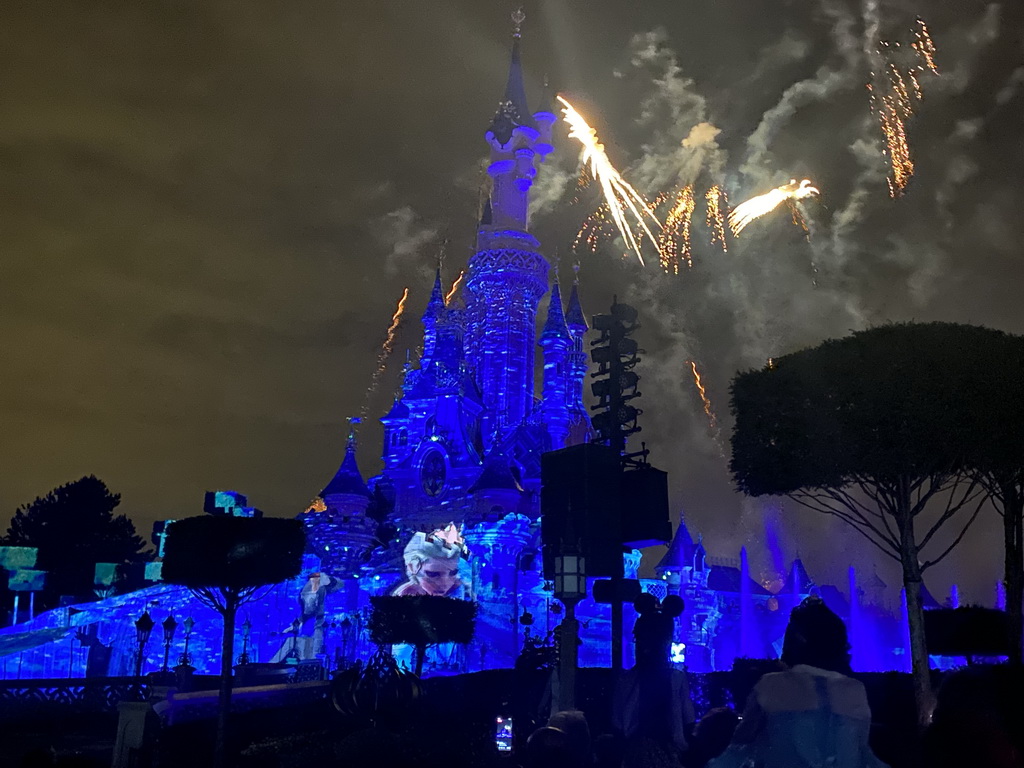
[487,9,537,147]
[541,278,571,340]
[421,268,445,362]
[565,266,588,333]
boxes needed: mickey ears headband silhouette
[633,592,685,618]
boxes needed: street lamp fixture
[161,615,178,672]
[134,611,155,678]
[238,616,253,666]
[178,616,196,668]
[554,553,587,602]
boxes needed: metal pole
[557,600,580,712]
[611,578,623,675]
[12,595,19,625]
[29,592,35,622]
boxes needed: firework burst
[558,95,663,267]
[657,186,695,274]
[728,179,820,237]
[869,17,940,197]
[705,185,729,252]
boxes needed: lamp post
[553,548,586,712]
[177,616,195,668]
[161,615,178,673]
[237,616,253,666]
[134,611,155,679]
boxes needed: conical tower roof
[423,268,445,321]
[487,17,537,145]
[565,277,587,332]
[541,280,571,341]
[322,426,372,498]
[656,518,695,574]
[789,557,816,593]
[469,447,524,494]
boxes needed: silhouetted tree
[965,338,1024,664]
[162,515,305,768]
[369,595,476,676]
[731,323,999,726]
[2,476,149,607]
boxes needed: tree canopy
[730,321,1017,725]
[2,476,149,605]
[161,515,305,591]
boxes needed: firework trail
[573,204,617,253]
[657,186,694,274]
[445,270,465,305]
[705,186,729,253]
[361,287,409,419]
[787,200,811,241]
[913,18,938,74]
[868,17,940,196]
[558,95,663,267]
[729,179,820,236]
[688,360,718,432]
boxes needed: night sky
[2,1,1022,603]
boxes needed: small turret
[540,279,572,449]
[421,269,445,363]
[564,268,593,445]
[304,422,377,576]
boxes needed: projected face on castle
[393,523,468,597]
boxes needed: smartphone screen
[495,716,513,753]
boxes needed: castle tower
[539,278,572,450]
[464,13,553,448]
[304,424,377,576]
[564,272,592,445]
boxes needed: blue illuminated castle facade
[302,28,600,669]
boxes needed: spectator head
[547,710,591,768]
[781,596,851,674]
[525,726,572,768]
[692,707,740,761]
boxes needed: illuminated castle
[0,18,916,682]
[301,20,596,667]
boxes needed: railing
[0,676,149,715]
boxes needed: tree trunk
[1002,480,1024,665]
[897,509,934,729]
[216,591,238,768]
[414,642,425,677]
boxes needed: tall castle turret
[540,278,572,450]
[464,15,553,449]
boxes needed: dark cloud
[1,0,1021,604]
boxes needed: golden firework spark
[573,203,617,253]
[558,95,663,267]
[688,360,717,431]
[657,186,695,274]
[913,18,938,74]
[361,287,410,417]
[787,200,811,241]
[445,270,465,305]
[870,18,940,197]
[304,497,327,514]
[705,185,729,253]
[728,179,820,236]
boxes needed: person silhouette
[709,596,889,768]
